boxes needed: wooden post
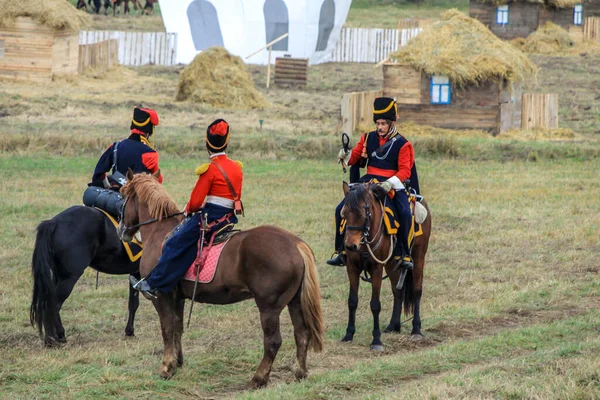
[266,45,272,89]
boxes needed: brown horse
[117,170,324,387]
[340,182,431,350]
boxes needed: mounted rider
[83,105,162,217]
[327,97,420,270]
[131,119,244,296]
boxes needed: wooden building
[470,0,599,40]
[385,10,537,135]
[0,0,90,82]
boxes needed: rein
[347,191,394,265]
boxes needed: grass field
[1,2,600,398]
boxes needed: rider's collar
[209,152,226,159]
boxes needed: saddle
[210,223,238,245]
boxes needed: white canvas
[158,0,352,65]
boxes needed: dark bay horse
[30,205,141,346]
[341,182,431,350]
[118,170,324,387]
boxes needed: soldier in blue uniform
[83,106,162,216]
[327,97,420,270]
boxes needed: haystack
[388,9,537,87]
[176,47,269,109]
[0,0,91,31]
[512,22,575,54]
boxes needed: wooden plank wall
[584,17,600,42]
[274,57,308,87]
[78,39,119,73]
[0,17,55,82]
[52,32,79,75]
[397,104,500,133]
[79,31,177,66]
[521,93,559,129]
[341,90,384,134]
[382,63,421,104]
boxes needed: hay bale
[388,9,537,87]
[519,22,575,54]
[0,0,91,31]
[175,47,269,109]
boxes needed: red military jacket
[184,154,243,214]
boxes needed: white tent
[158,0,352,65]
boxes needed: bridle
[119,195,184,234]
[345,189,395,265]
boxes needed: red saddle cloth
[183,241,228,284]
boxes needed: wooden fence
[274,57,308,87]
[341,90,384,134]
[79,31,177,66]
[521,93,559,129]
[330,27,422,63]
[78,39,119,73]
[584,17,600,42]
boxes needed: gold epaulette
[195,163,210,175]
[235,160,243,169]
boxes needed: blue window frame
[574,4,583,26]
[430,75,451,105]
[496,5,509,25]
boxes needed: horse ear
[126,168,134,181]
[152,169,161,180]
[343,181,350,197]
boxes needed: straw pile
[498,127,580,141]
[512,22,575,54]
[388,9,537,87]
[478,0,581,7]
[0,0,91,31]
[175,47,269,109]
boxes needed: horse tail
[296,241,324,352]
[30,220,59,341]
[403,269,415,316]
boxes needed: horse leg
[342,266,360,342]
[411,262,424,339]
[287,291,309,381]
[369,268,384,351]
[385,285,403,333]
[125,272,140,337]
[51,271,85,345]
[152,293,179,379]
[250,305,283,388]
[174,293,185,367]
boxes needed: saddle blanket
[96,208,143,262]
[183,241,228,284]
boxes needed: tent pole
[266,45,272,89]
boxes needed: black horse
[30,205,140,346]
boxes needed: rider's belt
[206,196,234,208]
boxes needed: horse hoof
[370,344,384,352]
[248,376,268,389]
[125,331,135,337]
[411,334,424,342]
[294,369,308,381]
[158,366,174,380]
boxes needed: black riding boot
[327,199,346,267]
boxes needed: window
[0,39,4,58]
[430,75,451,104]
[496,5,509,25]
[574,4,583,26]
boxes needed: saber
[340,132,350,173]
[187,213,208,328]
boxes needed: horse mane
[121,173,180,219]
[346,183,387,215]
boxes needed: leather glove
[379,181,393,193]
[337,148,350,165]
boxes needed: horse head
[118,168,174,242]
[341,181,387,254]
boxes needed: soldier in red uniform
[327,97,420,270]
[84,106,162,216]
[131,119,243,296]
